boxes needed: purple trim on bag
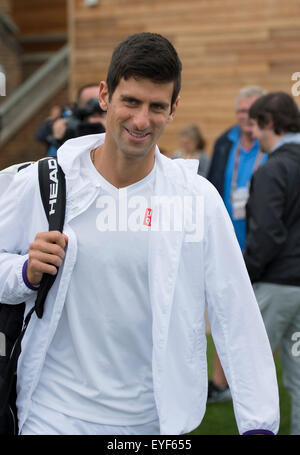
[243,429,274,435]
[22,259,39,291]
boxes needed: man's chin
[120,145,154,159]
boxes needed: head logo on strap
[48,158,58,217]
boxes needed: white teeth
[128,130,147,138]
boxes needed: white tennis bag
[0,162,34,197]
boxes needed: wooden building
[0,0,68,168]
[0,0,22,101]
[69,0,300,155]
[1,0,300,167]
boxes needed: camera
[62,97,106,141]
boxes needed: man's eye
[152,104,165,111]
[125,99,137,105]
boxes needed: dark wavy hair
[249,91,300,134]
[106,33,182,110]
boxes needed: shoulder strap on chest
[34,157,66,318]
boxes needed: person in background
[48,105,63,121]
[206,85,267,403]
[244,91,300,435]
[36,83,106,156]
[172,124,210,177]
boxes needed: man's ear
[261,113,274,131]
[265,119,274,131]
[168,96,180,122]
[99,81,109,111]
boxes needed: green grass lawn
[188,334,291,435]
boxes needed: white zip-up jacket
[0,133,279,435]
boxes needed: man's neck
[184,150,200,159]
[91,145,155,188]
[268,133,287,153]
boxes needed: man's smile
[124,127,151,142]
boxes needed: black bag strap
[0,157,66,416]
[35,158,66,318]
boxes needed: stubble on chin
[119,139,156,160]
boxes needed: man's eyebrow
[120,95,170,109]
[151,101,170,109]
[121,95,140,102]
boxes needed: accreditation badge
[231,186,249,220]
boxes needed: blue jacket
[207,127,233,197]
[207,126,266,250]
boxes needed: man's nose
[133,106,150,131]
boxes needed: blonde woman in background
[173,124,210,177]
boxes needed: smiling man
[0,33,279,436]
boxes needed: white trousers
[20,400,160,435]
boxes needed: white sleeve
[0,164,45,304]
[204,185,280,435]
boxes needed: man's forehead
[236,95,260,108]
[116,77,174,102]
[121,75,173,89]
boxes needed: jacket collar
[57,133,105,182]
[271,133,300,153]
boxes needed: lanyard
[231,142,264,192]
